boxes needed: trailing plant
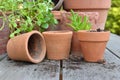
[67,10,91,31]
[0,0,21,12]
[0,0,58,38]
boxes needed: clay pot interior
[28,33,43,60]
[52,0,59,5]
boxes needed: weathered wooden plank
[0,57,60,80]
[107,34,120,58]
[62,50,120,80]
[0,53,7,61]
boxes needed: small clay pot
[77,30,110,62]
[43,30,73,60]
[7,31,46,63]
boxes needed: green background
[105,0,120,35]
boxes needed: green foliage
[0,0,22,11]
[67,10,91,31]
[105,0,120,35]
[0,0,58,38]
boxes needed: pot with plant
[68,10,110,62]
[6,0,57,63]
[63,0,111,29]
[67,10,91,57]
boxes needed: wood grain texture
[107,34,120,58]
[62,50,120,80]
[0,57,60,80]
[0,53,7,61]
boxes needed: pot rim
[77,30,110,41]
[64,0,111,9]
[42,30,73,34]
[77,30,110,33]
[25,30,46,63]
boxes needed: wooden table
[0,34,120,80]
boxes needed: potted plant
[6,0,57,63]
[42,30,73,60]
[7,0,57,38]
[67,10,91,57]
[68,10,110,62]
[63,0,111,29]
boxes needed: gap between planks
[106,48,120,59]
[0,53,7,61]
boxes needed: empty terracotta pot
[7,31,46,63]
[43,30,72,60]
[77,30,110,62]
[63,0,111,29]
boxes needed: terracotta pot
[77,30,110,62]
[49,11,66,31]
[7,31,46,63]
[0,12,10,55]
[60,12,99,57]
[60,12,99,30]
[71,32,82,57]
[52,0,64,10]
[63,0,111,29]
[52,11,64,20]
[43,31,72,60]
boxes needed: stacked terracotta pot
[63,0,111,29]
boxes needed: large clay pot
[7,31,46,63]
[0,12,10,55]
[63,0,111,29]
[43,31,72,60]
[77,30,110,62]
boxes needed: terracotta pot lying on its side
[63,0,111,29]
[7,31,46,63]
[43,30,72,60]
[77,30,110,62]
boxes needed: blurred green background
[105,0,120,35]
